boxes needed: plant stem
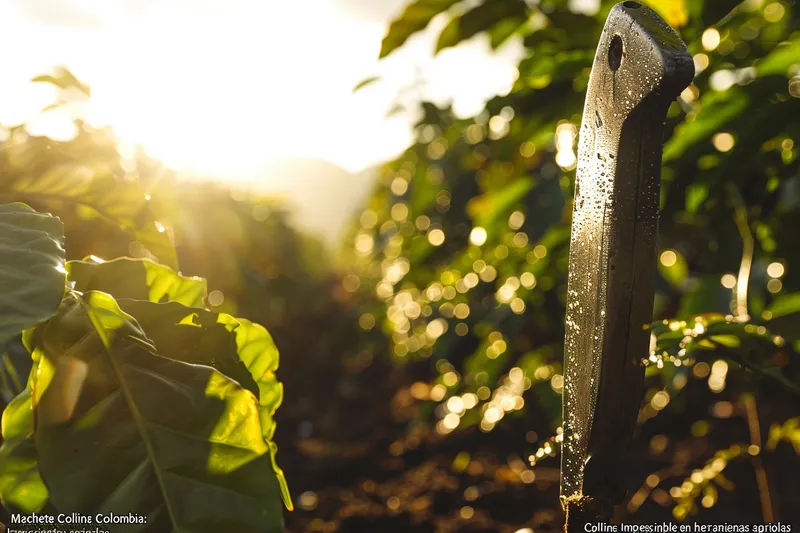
[728,185,753,321]
[743,394,775,522]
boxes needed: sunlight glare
[0,0,524,182]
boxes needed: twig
[743,394,775,522]
[727,185,753,321]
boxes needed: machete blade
[561,0,693,515]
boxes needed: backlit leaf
[32,291,286,531]
[107,298,291,511]
[756,38,800,78]
[380,0,462,58]
[67,256,207,308]
[353,76,381,92]
[31,66,91,97]
[0,388,51,513]
[1,164,177,269]
[767,292,800,318]
[436,0,528,53]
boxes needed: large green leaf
[436,0,528,53]
[67,256,207,308]
[114,299,291,509]
[31,291,285,532]
[380,0,462,58]
[0,203,66,350]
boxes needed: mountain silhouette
[234,157,378,244]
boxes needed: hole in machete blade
[608,35,623,72]
[623,1,642,8]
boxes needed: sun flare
[0,0,521,182]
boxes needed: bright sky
[0,0,523,179]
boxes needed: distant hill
[233,158,379,244]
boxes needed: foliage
[0,128,177,269]
[0,203,66,354]
[0,0,797,527]
[0,204,290,531]
[0,70,354,530]
[354,0,800,520]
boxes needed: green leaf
[96,298,291,512]
[0,354,24,403]
[517,49,594,85]
[3,164,178,269]
[467,177,534,228]
[687,0,742,32]
[685,183,709,213]
[767,292,800,318]
[487,15,527,49]
[67,256,207,308]
[1,339,30,404]
[525,12,598,50]
[658,249,689,288]
[31,66,91,97]
[436,0,528,54]
[678,276,732,318]
[663,89,749,163]
[0,203,66,350]
[756,38,800,78]
[32,291,286,531]
[0,330,51,513]
[380,0,461,58]
[230,317,284,439]
[353,76,380,92]
[0,388,51,513]
[708,334,741,348]
[764,312,800,342]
